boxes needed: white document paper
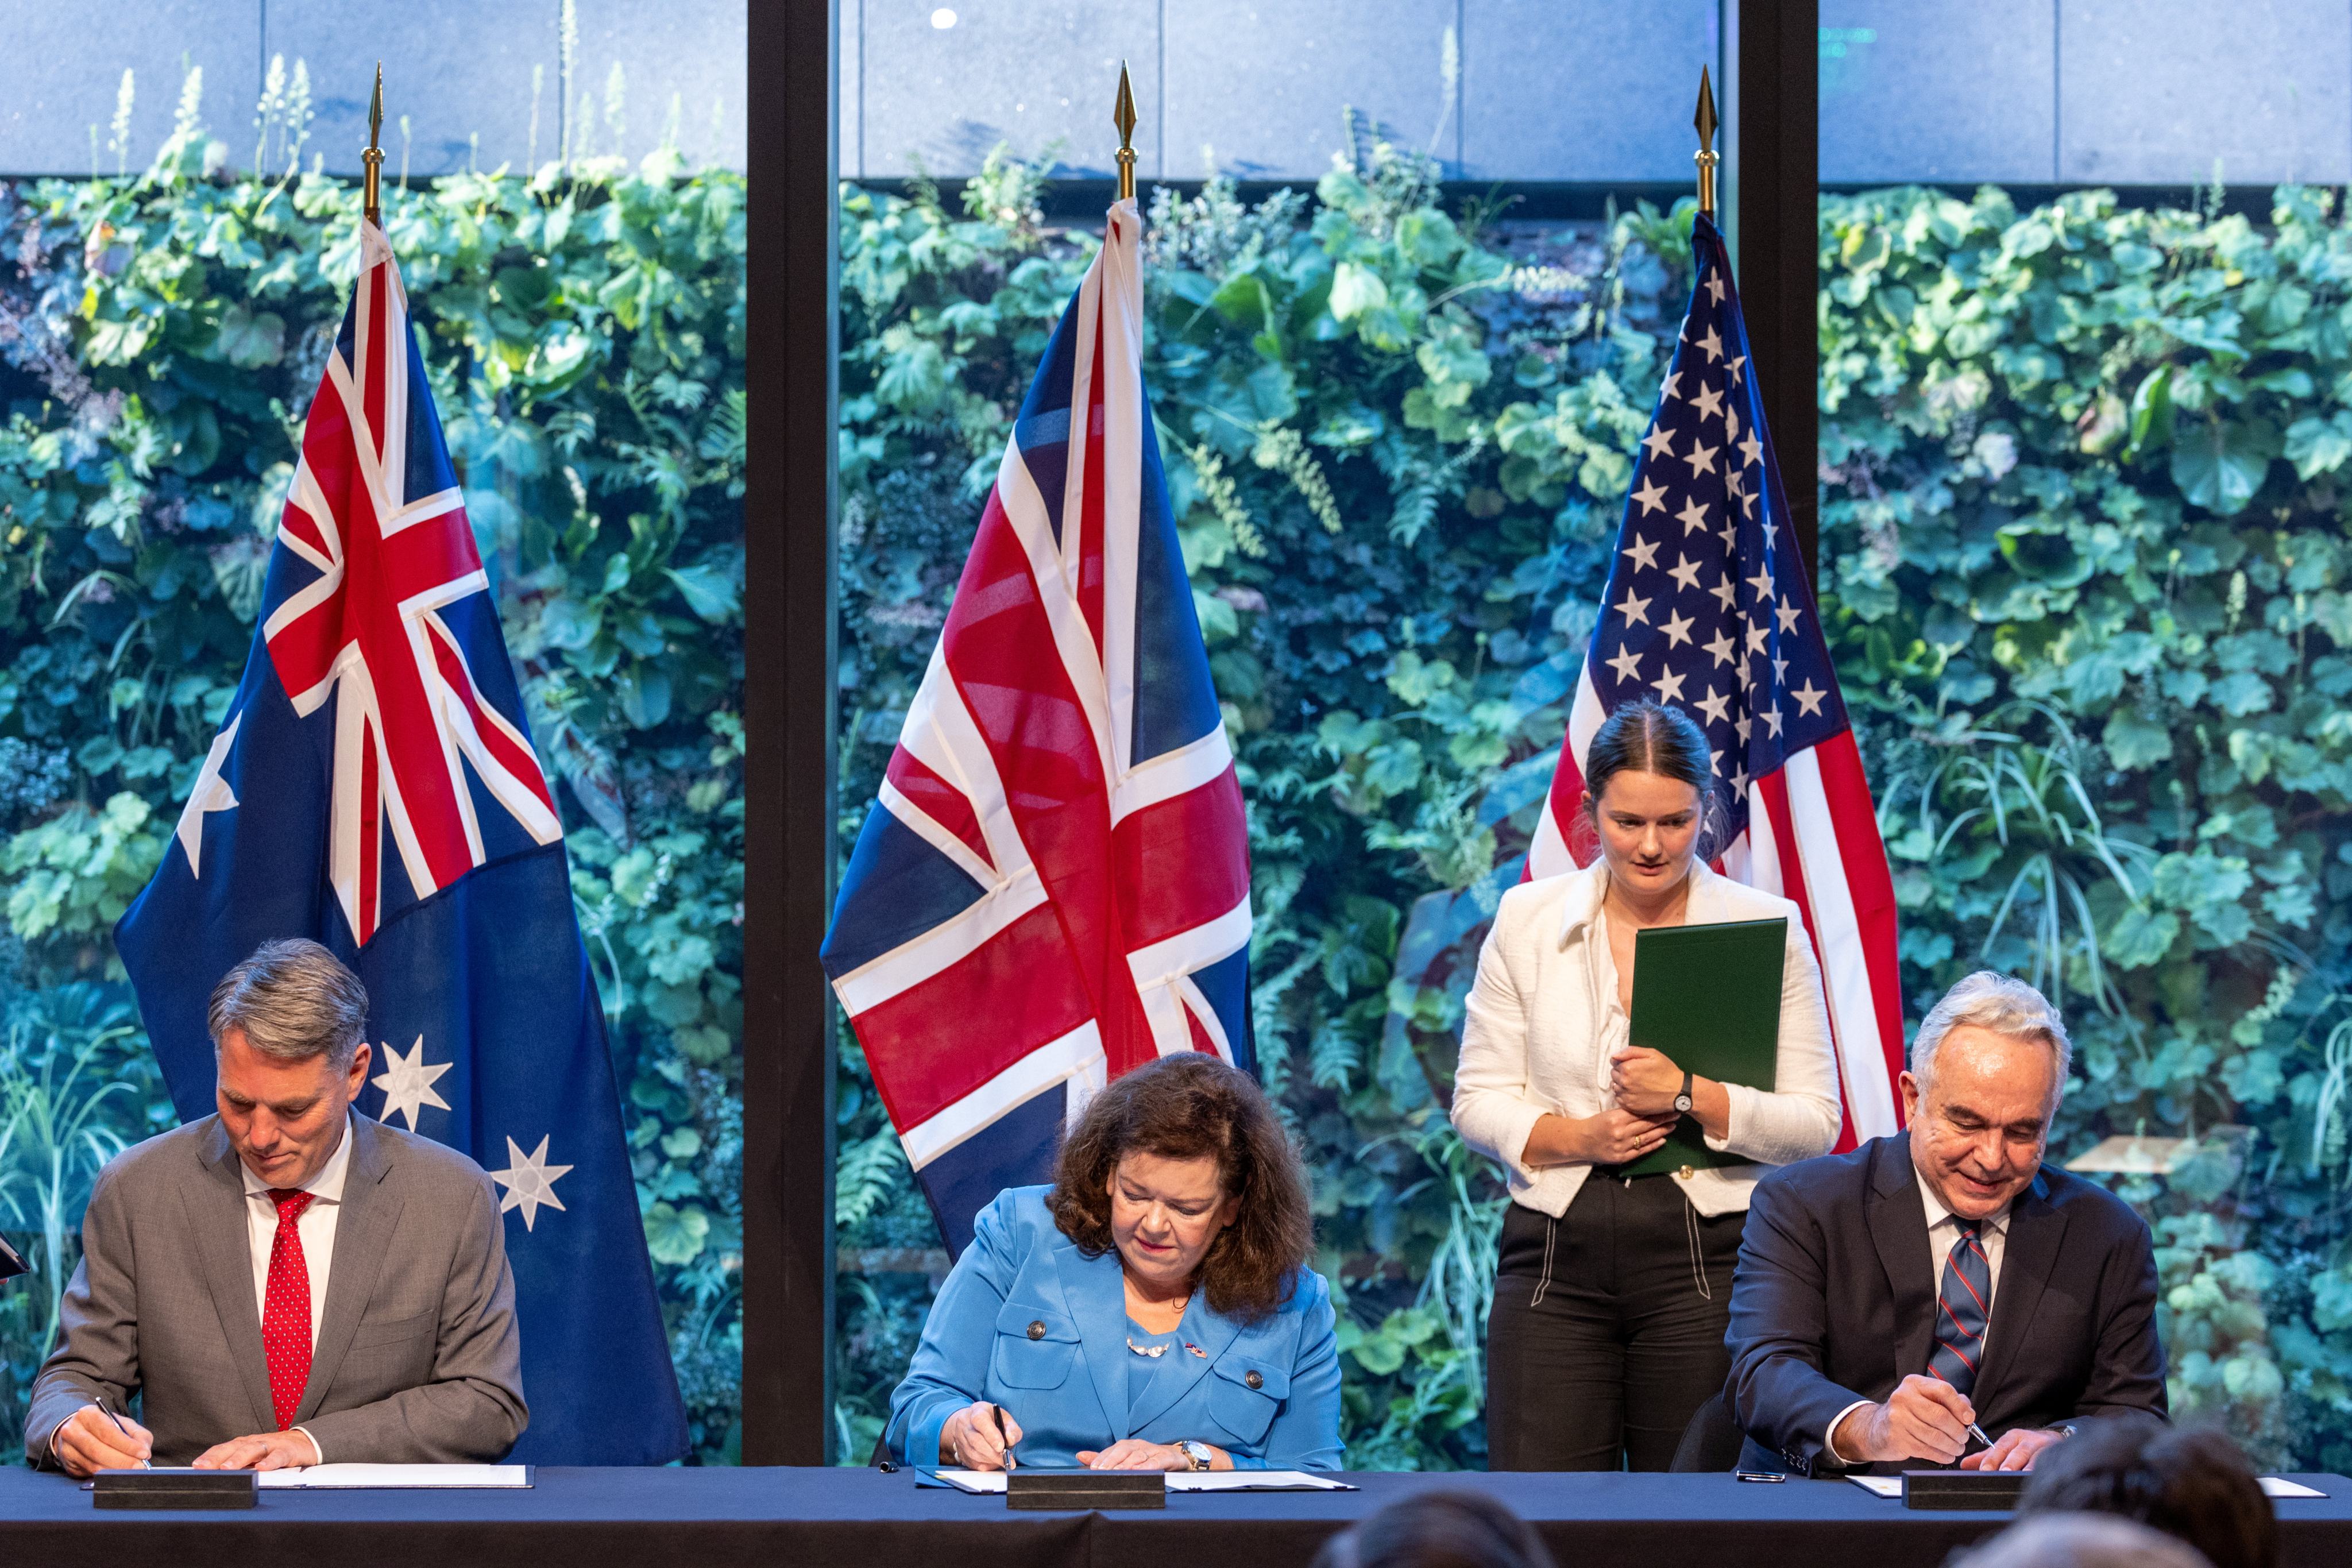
[2260,1477,2328,1499]
[926,1467,1350,1493]
[1849,1473,2327,1502]
[256,1463,531,1489]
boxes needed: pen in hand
[1968,1420,1995,1453]
[99,1400,149,1469]
[991,1404,1016,1472]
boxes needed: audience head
[1901,970,2072,1219]
[208,937,373,1188]
[1307,1489,1558,1568]
[1577,698,1723,898]
[2019,1415,2276,1568]
[1048,1051,1311,1323]
[1953,1512,2212,1568]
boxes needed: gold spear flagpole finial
[363,63,386,227]
[1113,61,1138,203]
[1693,65,1720,218]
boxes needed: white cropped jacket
[1449,861,1843,1219]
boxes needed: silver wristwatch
[1175,1439,1214,1472]
[1673,1070,1695,1114]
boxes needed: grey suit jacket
[25,1113,527,1466]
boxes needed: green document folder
[1615,917,1788,1179]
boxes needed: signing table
[5,1466,2349,1568]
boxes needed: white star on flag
[175,712,242,879]
[1697,325,1724,362]
[491,1134,574,1231]
[1614,590,1653,626]
[1667,555,1705,593]
[1683,439,1720,477]
[1650,667,1689,703]
[1604,645,1643,684]
[1693,382,1725,422]
[1623,534,1660,572]
[1632,476,1668,516]
[1642,426,1677,462]
[1791,679,1829,718]
[1660,609,1697,648]
[372,1034,453,1131]
[1676,496,1711,535]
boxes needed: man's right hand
[52,1404,154,1478]
[1832,1375,1974,1465]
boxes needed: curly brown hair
[1046,1052,1314,1324]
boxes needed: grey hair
[1910,971,2073,1100]
[207,938,369,1073]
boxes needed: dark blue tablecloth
[3,1466,2346,1568]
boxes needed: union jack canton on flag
[1527,211,1907,1150]
[823,201,1254,1256]
[115,221,687,1463]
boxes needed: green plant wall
[10,98,2352,1475]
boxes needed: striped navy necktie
[1929,1218,1991,1395]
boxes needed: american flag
[1527,211,1905,1149]
[822,201,1253,1253]
[117,219,686,1462]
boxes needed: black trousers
[1485,1173,1745,1471]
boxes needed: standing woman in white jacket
[1452,700,1842,1470]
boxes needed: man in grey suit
[28,938,527,1474]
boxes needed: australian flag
[822,200,1254,1255]
[114,221,687,1463]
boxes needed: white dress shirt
[1825,1167,2014,1461]
[238,1111,354,1350]
[1450,860,1843,1218]
[234,1112,356,1462]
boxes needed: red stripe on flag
[940,486,1151,1065]
[357,722,381,944]
[1077,323,1109,662]
[1757,768,1866,1153]
[427,622,558,816]
[1809,731,1908,1126]
[1112,766,1250,949]
[886,748,995,870]
[364,268,388,462]
[853,902,1098,1130]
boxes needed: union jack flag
[823,201,1253,1254]
[117,221,685,1462]
[1527,211,1906,1149]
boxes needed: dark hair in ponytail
[1578,700,1725,860]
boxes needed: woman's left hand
[1610,1046,1685,1115]
[1077,1438,1227,1471]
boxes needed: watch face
[1674,1094,1694,1111]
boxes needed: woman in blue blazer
[887,1053,1343,1472]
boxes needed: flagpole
[1693,66,1720,219]
[1113,62,1138,203]
[363,63,385,227]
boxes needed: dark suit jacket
[1725,1131,2166,1476]
[26,1113,526,1466]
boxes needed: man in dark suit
[1725,971,2165,1475]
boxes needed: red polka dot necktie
[264,1189,318,1431]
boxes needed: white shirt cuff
[292,1426,323,1466]
[1826,1399,1875,1465]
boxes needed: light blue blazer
[886,1185,1345,1470]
